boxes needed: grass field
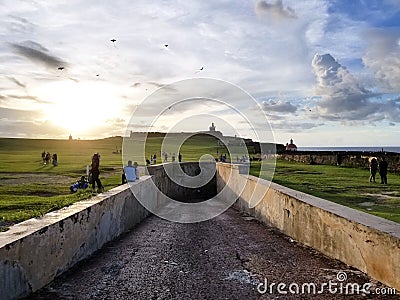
[0,135,226,230]
[0,137,124,229]
[1,136,399,230]
[251,160,400,223]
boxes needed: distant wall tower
[209,122,216,132]
[69,134,73,141]
[286,138,297,151]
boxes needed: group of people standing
[162,152,182,163]
[147,152,183,165]
[369,157,388,184]
[41,151,58,166]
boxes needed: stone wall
[2,161,400,299]
[0,178,155,300]
[147,162,217,202]
[0,162,216,299]
[216,163,400,291]
[277,151,400,173]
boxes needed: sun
[38,81,122,136]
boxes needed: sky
[0,0,400,146]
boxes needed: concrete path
[29,208,397,299]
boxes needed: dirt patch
[281,171,323,175]
[0,173,75,186]
[27,191,60,197]
[358,201,375,207]
[362,193,400,202]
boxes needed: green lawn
[1,136,400,230]
[0,135,225,230]
[251,160,400,223]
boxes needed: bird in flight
[110,39,116,43]
[164,44,168,47]
[195,67,204,74]
[58,67,64,70]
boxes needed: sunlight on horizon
[36,81,124,136]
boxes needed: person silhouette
[90,153,104,192]
[379,157,388,184]
[369,157,378,183]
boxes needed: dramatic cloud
[363,28,400,92]
[261,99,297,113]
[11,41,66,69]
[312,53,372,114]
[312,53,400,122]
[255,0,296,20]
[0,0,399,144]
[384,97,400,122]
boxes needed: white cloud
[312,53,372,114]
[0,0,399,145]
[255,0,296,21]
[261,99,297,113]
[363,28,400,92]
[271,121,323,131]
[312,53,400,123]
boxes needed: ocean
[297,146,400,154]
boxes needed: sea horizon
[297,146,400,154]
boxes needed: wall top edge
[0,176,152,247]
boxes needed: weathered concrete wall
[216,163,400,291]
[0,177,156,300]
[3,161,399,298]
[0,163,216,299]
[277,151,400,173]
[147,162,217,201]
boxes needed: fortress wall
[147,162,217,201]
[0,178,156,300]
[277,152,400,173]
[216,163,400,291]
[0,162,216,299]
[2,161,400,299]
